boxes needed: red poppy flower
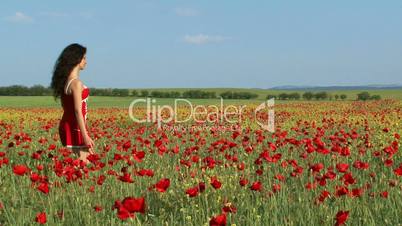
[250,181,262,191]
[274,174,285,181]
[186,187,199,197]
[342,173,356,186]
[353,160,369,170]
[272,183,281,193]
[117,208,135,220]
[13,164,29,176]
[209,213,227,226]
[155,178,170,192]
[37,164,44,171]
[122,197,145,213]
[137,169,154,177]
[118,173,134,183]
[384,159,393,167]
[335,186,349,197]
[48,144,56,150]
[37,182,49,194]
[87,154,101,163]
[317,190,330,203]
[336,163,349,173]
[394,166,402,176]
[239,178,248,186]
[123,140,131,149]
[334,210,349,226]
[35,212,47,224]
[97,175,106,185]
[133,151,145,162]
[237,162,245,171]
[340,147,350,156]
[88,185,95,193]
[310,163,324,173]
[351,188,363,197]
[211,177,222,189]
[30,172,41,182]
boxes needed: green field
[0,88,401,108]
[130,88,402,100]
[1,98,402,225]
[0,96,266,108]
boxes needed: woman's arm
[70,80,94,149]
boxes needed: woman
[51,43,95,163]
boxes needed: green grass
[131,88,402,100]
[0,88,401,108]
[0,96,267,108]
[0,100,401,225]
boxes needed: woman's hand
[83,134,95,154]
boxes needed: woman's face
[78,54,87,70]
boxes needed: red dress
[58,78,90,148]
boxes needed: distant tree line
[356,91,381,101]
[143,90,258,99]
[0,85,382,101]
[0,85,52,96]
[267,91,348,100]
[90,88,130,96]
[0,85,259,99]
[219,91,258,99]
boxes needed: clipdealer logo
[128,97,274,132]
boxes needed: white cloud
[183,34,231,45]
[175,7,199,17]
[5,12,34,23]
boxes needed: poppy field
[0,99,401,225]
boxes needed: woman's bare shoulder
[70,79,83,91]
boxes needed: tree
[218,91,232,99]
[130,90,138,96]
[140,90,149,97]
[357,92,370,101]
[370,95,381,100]
[150,91,161,97]
[314,91,328,100]
[278,93,289,100]
[218,91,258,99]
[169,91,181,98]
[111,89,129,96]
[334,94,339,100]
[183,90,202,98]
[233,92,258,99]
[340,94,347,100]
[30,85,50,96]
[288,92,301,100]
[302,92,314,100]
[206,92,217,99]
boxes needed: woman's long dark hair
[50,43,86,100]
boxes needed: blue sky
[1,0,402,88]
